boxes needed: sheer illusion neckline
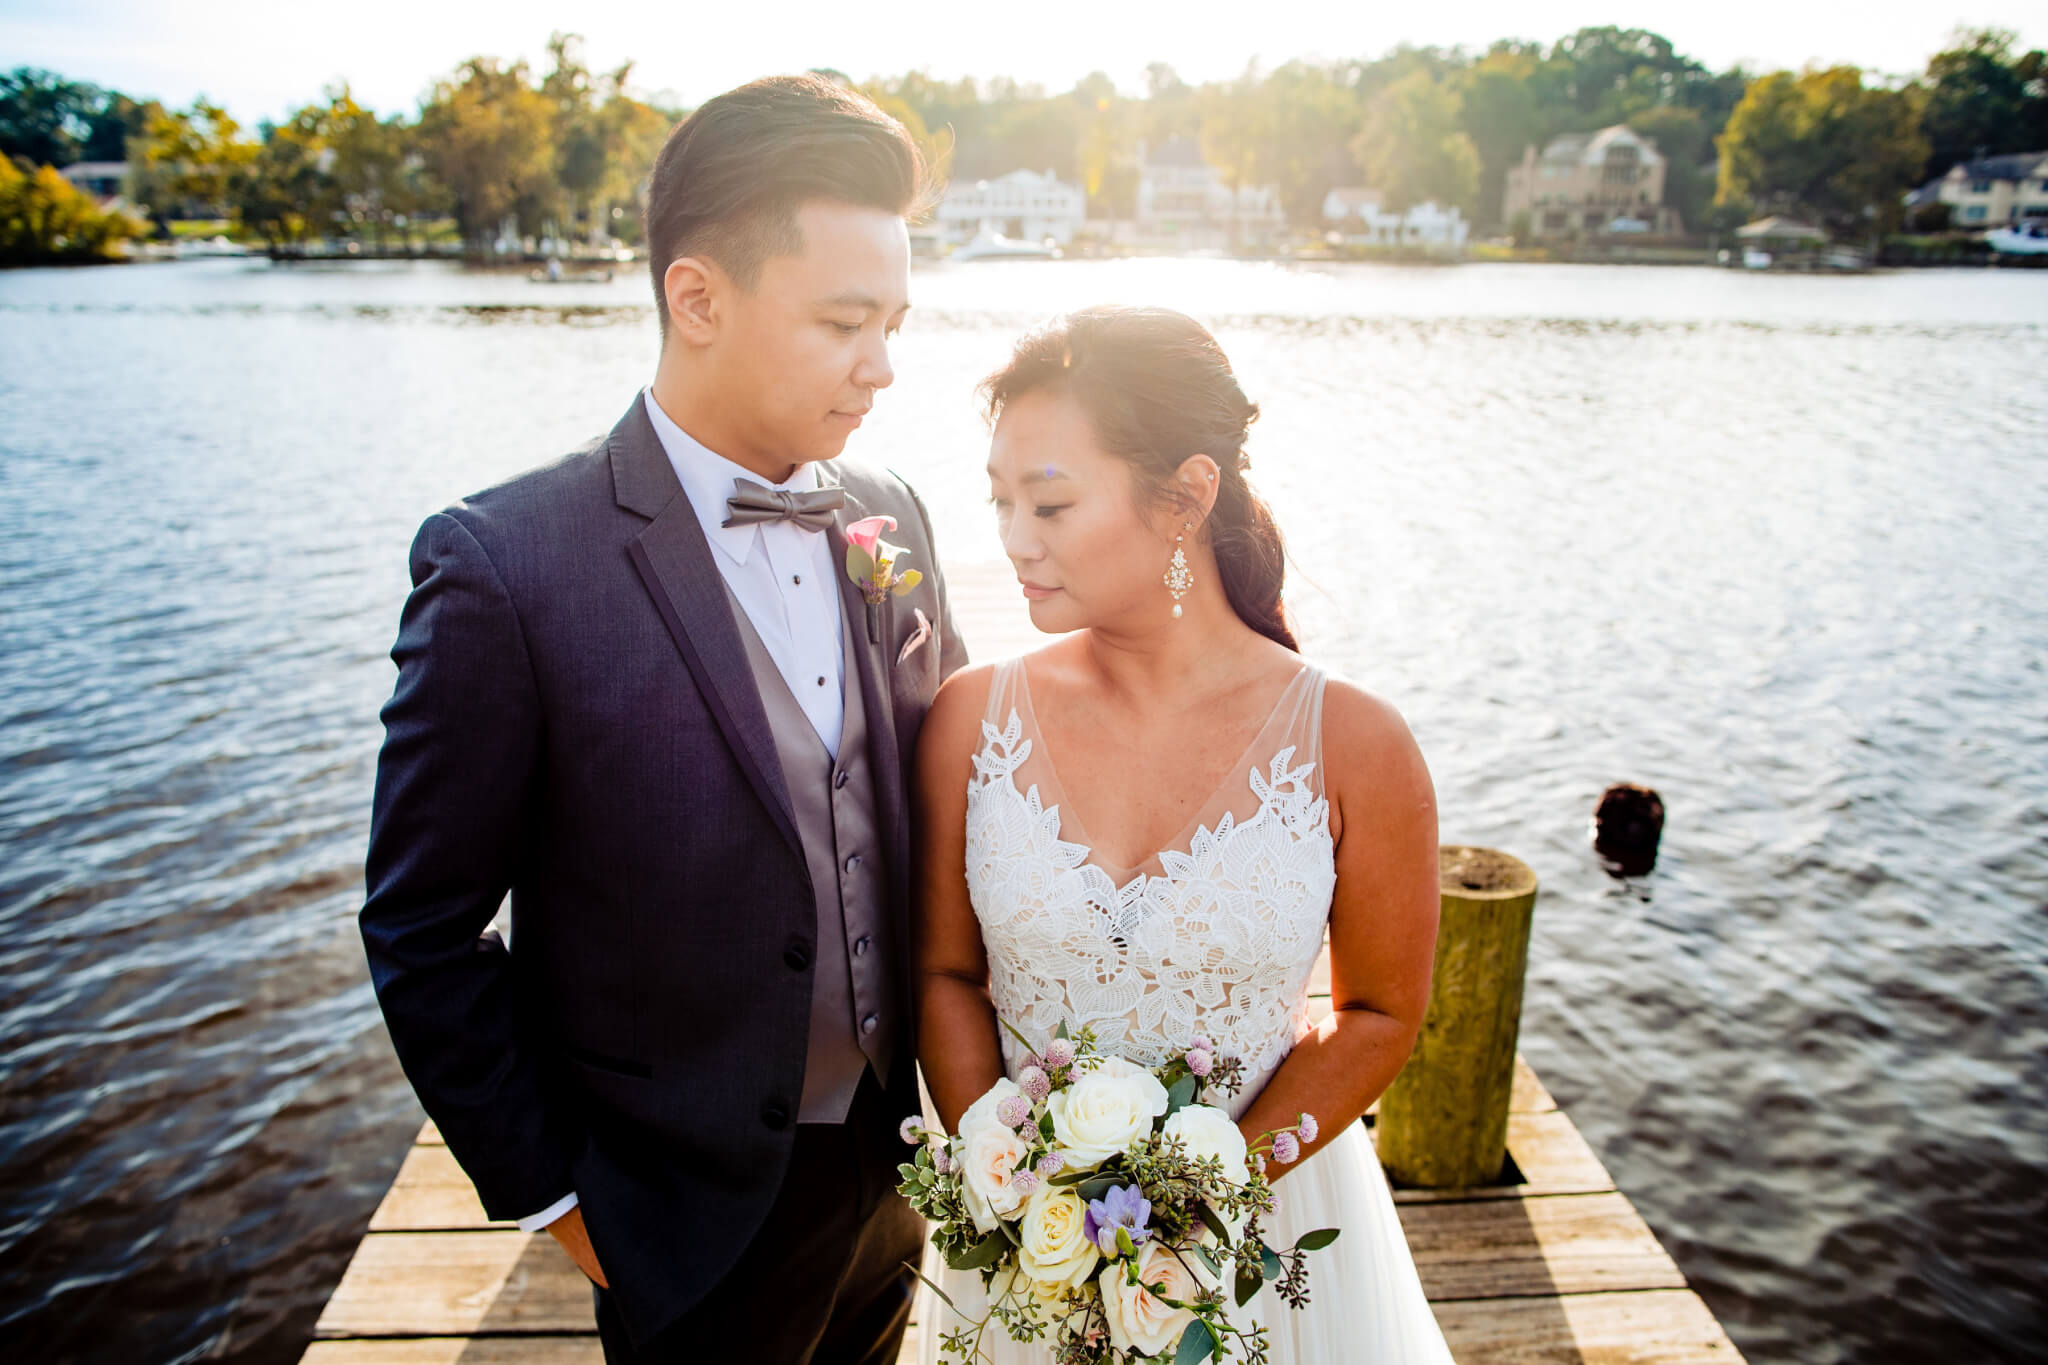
[1010,659,1315,882]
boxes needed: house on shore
[1905,151,2048,229]
[934,169,1086,247]
[1322,188,1469,249]
[1502,126,1681,238]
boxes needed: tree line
[3,24,2045,263]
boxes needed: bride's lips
[830,408,869,428]
[1018,580,1060,600]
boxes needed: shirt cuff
[515,1191,579,1233]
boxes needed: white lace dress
[917,657,1453,1364]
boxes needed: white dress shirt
[514,387,849,1235]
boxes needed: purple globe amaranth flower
[996,1095,1033,1129]
[1019,1065,1052,1103]
[1042,1038,1076,1069]
[1190,1034,1213,1054]
[1083,1183,1153,1256]
[1185,1048,1214,1078]
[929,1140,953,1174]
[1013,1169,1041,1198]
[899,1115,923,1145]
[1035,1151,1065,1178]
[1271,1131,1301,1164]
[1297,1113,1319,1144]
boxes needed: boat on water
[1986,221,2048,256]
[951,224,1063,262]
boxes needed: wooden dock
[308,562,1745,1364]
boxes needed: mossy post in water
[1376,845,1539,1188]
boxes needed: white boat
[1742,247,1773,269]
[951,224,1062,262]
[1986,221,2048,256]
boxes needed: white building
[1322,188,1470,248]
[1906,151,2048,228]
[935,169,1086,245]
[1135,136,1286,246]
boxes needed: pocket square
[896,608,933,666]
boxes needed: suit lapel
[610,398,804,864]
[821,469,907,888]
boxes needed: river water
[1,257,2044,1362]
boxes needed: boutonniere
[844,515,924,644]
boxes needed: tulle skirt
[914,1117,1454,1364]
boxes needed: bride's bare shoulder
[1317,673,1433,798]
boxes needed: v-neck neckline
[1013,659,1312,882]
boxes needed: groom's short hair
[644,73,931,341]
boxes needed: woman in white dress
[912,306,1455,1363]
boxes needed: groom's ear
[661,255,723,348]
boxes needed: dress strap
[982,656,1026,734]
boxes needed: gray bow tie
[722,477,845,533]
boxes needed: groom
[360,75,964,1363]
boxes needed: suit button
[784,940,812,971]
[853,935,872,957]
[861,1013,879,1036]
[844,853,863,874]
[833,769,849,790]
[761,1101,791,1130]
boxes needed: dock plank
[1400,1192,1688,1301]
[1435,1289,1744,1363]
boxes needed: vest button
[853,935,872,957]
[784,940,812,971]
[844,853,863,874]
[761,1101,791,1130]
[833,769,849,790]
[861,1013,879,1036]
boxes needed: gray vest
[726,590,897,1123]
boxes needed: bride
[912,306,1455,1362]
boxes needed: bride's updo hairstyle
[979,305,1298,651]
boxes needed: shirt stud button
[861,1014,879,1036]
[816,676,826,687]
[793,574,802,585]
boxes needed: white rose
[1162,1104,1249,1185]
[957,1079,1032,1232]
[1047,1056,1169,1168]
[1016,1184,1102,1291]
[1098,1240,1207,1356]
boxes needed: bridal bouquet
[897,1024,1338,1364]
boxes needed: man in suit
[360,75,966,1363]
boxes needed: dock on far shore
[306,561,1746,1364]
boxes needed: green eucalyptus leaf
[1234,1262,1264,1308]
[907,1262,961,1316]
[1174,1320,1218,1364]
[1165,1073,1198,1118]
[844,543,874,582]
[1260,1246,1283,1281]
[1293,1228,1341,1252]
[947,1233,1007,1271]
[1189,1243,1222,1278]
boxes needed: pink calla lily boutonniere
[844,515,924,643]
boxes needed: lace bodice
[963,658,1337,1118]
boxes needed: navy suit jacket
[360,395,967,1339]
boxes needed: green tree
[1351,68,1480,214]
[135,98,258,219]
[415,57,557,251]
[233,111,328,247]
[1457,47,1547,226]
[1716,67,1929,235]
[1248,61,1362,228]
[1920,27,2048,178]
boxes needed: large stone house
[1502,126,1681,238]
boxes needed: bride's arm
[913,662,1006,1134]
[1234,681,1441,1177]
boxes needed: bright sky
[4,0,2041,126]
